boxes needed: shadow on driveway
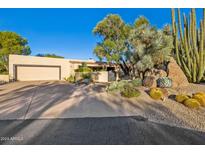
[0,116,205,145]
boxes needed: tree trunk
[115,71,119,81]
[121,59,130,75]
[115,65,120,81]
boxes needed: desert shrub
[149,88,164,100]
[175,94,189,103]
[130,78,142,87]
[184,98,201,109]
[64,75,75,83]
[75,62,92,73]
[0,71,8,75]
[121,84,141,98]
[82,73,91,79]
[76,67,92,73]
[107,80,129,92]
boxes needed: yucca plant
[171,8,205,83]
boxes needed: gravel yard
[97,83,205,132]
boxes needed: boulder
[167,58,189,88]
[81,78,91,84]
[158,69,167,78]
[143,76,157,88]
[145,69,167,78]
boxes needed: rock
[145,69,167,78]
[160,88,169,97]
[167,58,189,88]
[81,78,90,84]
[158,69,167,77]
[143,76,157,88]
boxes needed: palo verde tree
[93,14,131,80]
[0,31,31,73]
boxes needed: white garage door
[16,65,60,81]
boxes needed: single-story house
[7,54,115,82]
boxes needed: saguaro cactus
[171,8,205,83]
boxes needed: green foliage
[64,75,75,83]
[171,8,205,83]
[107,79,142,93]
[0,71,8,75]
[135,55,154,73]
[0,62,7,74]
[130,78,142,87]
[121,84,141,98]
[93,14,173,80]
[82,73,91,79]
[128,22,173,78]
[107,80,129,92]
[134,16,150,28]
[93,14,131,78]
[75,63,93,73]
[36,53,64,58]
[0,31,31,73]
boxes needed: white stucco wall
[0,75,9,82]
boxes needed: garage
[15,65,61,81]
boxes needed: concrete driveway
[1,117,205,145]
[0,81,141,120]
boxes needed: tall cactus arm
[171,8,176,34]
[189,12,194,59]
[183,13,191,70]
[204,9,205,49]
[171,8,205,83]
[174,22,182,66]
[178,9,184,48]
[181,58,192,80]
[203,8,205,73]
[192,56,197,83]
[197,20,204,82]
[191,9,200,64]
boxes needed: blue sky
[0,8,203,60]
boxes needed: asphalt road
[0,116,205,145]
